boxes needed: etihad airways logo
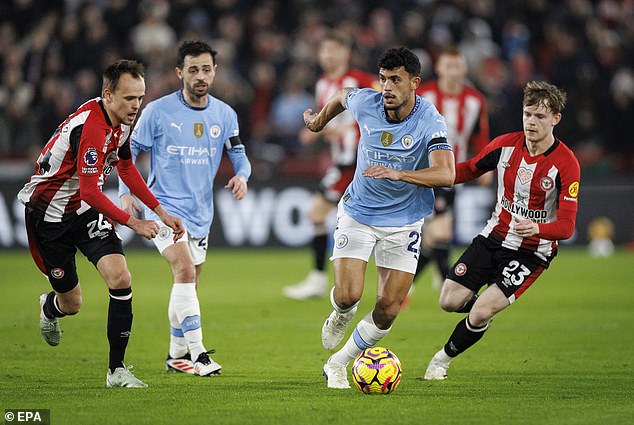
[167,145,216,165]
[167,145,216,156]
[363,148,416,163]
[500,196,548,222]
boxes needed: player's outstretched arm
[303,88,350,132]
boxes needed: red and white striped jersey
[315,69,376,166]
[18,98,133,223]
[416,81,489,162]
[455,132,580,260]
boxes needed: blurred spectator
[0,0,632,175]
[269,64,314,154]
[131,0,177,60]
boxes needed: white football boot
[39,293,61,346]
[282,270,328,300]
[423,350,452,380]
[321,307,356,350]
[322,357,350,389]
[106,365,148,388]
[165,353,195,374]
[193,350,222,376]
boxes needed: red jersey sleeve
[538,149,580,240]
[454,135,503,184]
[117,154,159,210]
[77,121,130,224]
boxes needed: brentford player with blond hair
[422,81,580,380]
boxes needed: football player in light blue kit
[119,41,251,377]
[304,46,455,388]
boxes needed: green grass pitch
[0,247,632,424]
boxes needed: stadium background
[1,0,633,249]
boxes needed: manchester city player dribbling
[303,46,456,389]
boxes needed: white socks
[331,312,390,365]
[168,293,188,358]
[169,283,206,361]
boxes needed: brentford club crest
[454,263,467,276]
[540,176,554,191]
[51,268,65,279]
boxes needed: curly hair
[523,81,567,115]
[378,46,421,77]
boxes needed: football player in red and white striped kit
[283,30,376,300]
[411,45,490,293]
[18,60,184,388]
[423,81,580,380]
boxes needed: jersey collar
[177,90,209,111]
[98,99,113,127]
[381,95,421,124]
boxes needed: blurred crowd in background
[1,0,633,178]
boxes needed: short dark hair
[523,81,567,115]
[378,47,421,77]
[102,59,144,92]
[177,40,218,68]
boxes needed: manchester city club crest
[157,227,171,241]
[194,123,204,138]
[210,124,222,138]
[335,234,349,249]
[401,135,414,149]
[380,131,394,147]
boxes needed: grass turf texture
[0,247,632,425]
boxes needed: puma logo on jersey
[363,124,376,136]
[171,122,184,133]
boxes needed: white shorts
[153,221,208,266]
[330,205,424,274]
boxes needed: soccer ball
[351,347,402,394]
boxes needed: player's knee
[468,307,494,327]
[108,269,132,290]
[438,292,464,312]
[171,259,196,282]
[372,305,398,329]
[334,287,362,310]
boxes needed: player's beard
[383,94,408,111]
[187,82,209,100]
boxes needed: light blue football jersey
[119,90,251,238]
[342,88,451,226]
